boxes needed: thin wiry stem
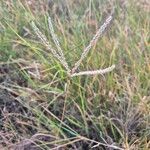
[71,64,115,77]
[48,17,69,69]
[31,21,71,74]
[71,15,113,73]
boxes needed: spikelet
[71,65,115,77]
[48,17,69,69]
[71,16,113,73]
[31,21,71,74]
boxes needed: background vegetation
[0,0,150,149]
